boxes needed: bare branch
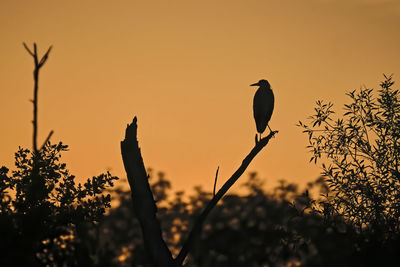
[23,42,53,152]
[39,45,53,67]
[33,43,38,66]
[22,42,34,56]
[174,130,278,266]
[39,130,54,151]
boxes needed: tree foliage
[0,143,118,266]
[0,43,119,266]
[299,75,400,264]
[95,171,365,267]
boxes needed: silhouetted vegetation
[0,43,118,266]
[0,144,117,266]
[91,172,355,266]
[94,172,316,266]
[1,43,399,266]
[299,75,400,266]
[95,165,399,266]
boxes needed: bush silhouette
[0,43,118,266]
[0,143,118,266]
[299,75,400,266]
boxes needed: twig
[173,130,278,266]
[39,130,54,151]
[213,166,219,197]
[23,43,34,56]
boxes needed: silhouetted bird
[251,79,274,141]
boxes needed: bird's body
[251,79,274,136]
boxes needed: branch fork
[121,117,278,266]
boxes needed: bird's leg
[267,125,272,133]
[255,133,262,144]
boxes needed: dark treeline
[2,163,399,266]
[97,172,349,267]
[75,170,400,267]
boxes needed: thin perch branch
[173,130,278,266]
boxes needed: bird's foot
[269,130,279,138]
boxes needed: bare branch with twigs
[23,42,53,153]
[121,116,278,266]
[174,130,278,266]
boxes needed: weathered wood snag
[121,117,277,266]
[121,117,174,267]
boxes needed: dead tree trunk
[121,117,174,267]
[121,117,277,266]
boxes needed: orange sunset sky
[1,0,400,193]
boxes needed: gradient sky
[1,0,400,193]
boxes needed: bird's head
[250,79,270,89]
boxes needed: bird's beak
[250,82,259,86]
